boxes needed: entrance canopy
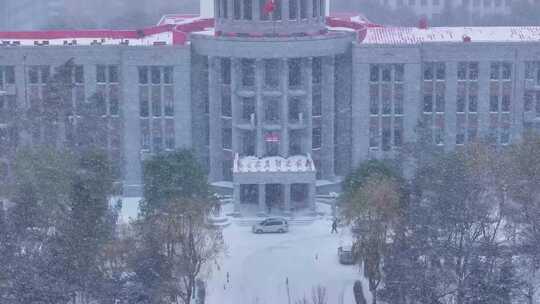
[233,154,316,184]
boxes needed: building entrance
[265,184,283,212]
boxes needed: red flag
[264,0,276,14]
[264,132,280,142]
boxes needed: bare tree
[137,198,224,304]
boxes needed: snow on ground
[118,199,371,303]
[204,204,371,304]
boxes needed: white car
[252,218,289,234]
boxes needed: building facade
[368,0,539,24]
[1,1,540,215]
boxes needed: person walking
[331,218,338,234]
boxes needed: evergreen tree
[141,149,209,214]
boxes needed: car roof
[265,217,287,221]
[341,246,353,251]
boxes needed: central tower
[191,0,353,215]
[213,0,327,35]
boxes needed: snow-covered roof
[0,16,214,47]
[233,154,316,174]
[362,26,540,45]
[157,14,207,26]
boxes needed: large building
[0,0,540,214]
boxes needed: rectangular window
[370,65,380,82]
[524,91,534,112]
[273,0,282,20]
[221,88,232,117]
[312,127,322,149]
[165,119,175,150]
[312,57,322,84]
[151,86,161,117]
[490,95,499,112]
[264,59,280,88]
[109,85,120,116]
[469,62,479,80]
[260,0,269,20]
[4,66,15,84]
[502,62,511,80]
[152,120,163,152]
[164,67,173,84]
[265,98,280,123]
[109,65,119,83]
[382,65,392,82]
[394,84,404,115]
[290,0,298,19]
[289,97,302,121]
[423,63,434,80]
[312,90,322,116]
[241,59,255,87]
[458,62,467,80]
[423,94,433,113]
[394,117,403,147]
[435,82,445,113]
[29,66,39,84]
[164,86,174,117]
[490,62,500,80]
[138,67,148,84]
[313,0,319,17]
[382,84,391,115]
[40,66,50,83]
[74,65,84,84]
[221,58,231,85]
[436,62,445,80]
[242,97,255,121]
[288,58,302,87]
[370,117,379,148]
[370,84,379,115]
[151,67,161,84]
[300,0,307,19]
[97,65,107,83]
[394,64,404,82]
[141,120,150,150]
[223,128,232,149]
[234,0,241,19]
[243,0,252,20]
[382,117,391,151]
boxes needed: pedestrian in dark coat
[331,218,338,234]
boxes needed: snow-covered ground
[203,204,370,304]
[119,198,371,303]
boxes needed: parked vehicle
[252,218,289,234]
[338,245,356,265]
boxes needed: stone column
[445,62,458,151]
[233,182,241,212]
[308,182,316,211]
[513,58,525,143]
[281,59,290,157]
[258,183,266,213]
[284,183,291,213]
[477,61,490,138]
[231,59,241,153]
[321,56,335,179]
[305,58,313,155]
[255,59,264,157]
[352,62,371,167]
[209,57,223,182]
[121,62,142,196]
[15,61,30,146]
